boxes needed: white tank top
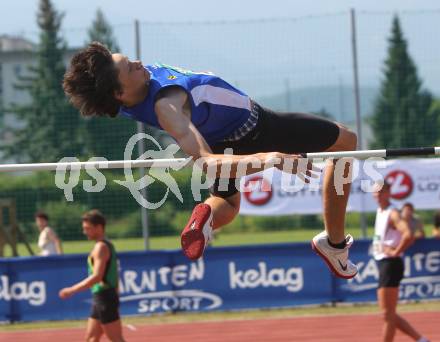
[38,227,59,256]
[372,205,403,260]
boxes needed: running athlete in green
[59,210,125,342]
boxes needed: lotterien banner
[0,240,439,322]
[239,158,440,215]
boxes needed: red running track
[0,311,438,342]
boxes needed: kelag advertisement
[0,240,439,322]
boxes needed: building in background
[0,35,79,160]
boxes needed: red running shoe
[181,203,213,260]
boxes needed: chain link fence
[0,10,439,255]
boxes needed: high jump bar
[0,147,439,172]
[302,146,440,159]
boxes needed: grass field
[4,226,377,256]
[0,301,438,332]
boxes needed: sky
[2,0,440,40]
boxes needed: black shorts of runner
[209,101,340,198]
[90,288,120,324]
[377,257,404,288]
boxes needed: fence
[0,10,440,245]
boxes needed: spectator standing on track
[372,183,430,342]
[35,211,63,256]
[59,210,125,342]
[401,202,425,239]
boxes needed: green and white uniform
[88,239,120,324]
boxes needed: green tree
[370,16,438,149]
[0,98,4,132]
[83,8,137,160]
[87,8,120,52]
[425,99,440,145]
[3,0,82,162]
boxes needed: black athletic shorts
[377,257,404,288]
[209,101,340,198]
[90,288,120,324]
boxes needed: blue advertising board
[0,239,439,322]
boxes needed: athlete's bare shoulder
[92,240,109,257]
[388,208,402,229]
[155,86,190,120]
[155,85,187,103]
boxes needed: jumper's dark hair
[63,42,121,117]
[35,211,49,221]
[82,209,106,228]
